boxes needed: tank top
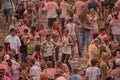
[62,36,71,54]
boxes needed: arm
[68,37,74,46]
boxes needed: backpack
[71,75,79,80]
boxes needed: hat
[115,58,120,66]
[0,64,5,70]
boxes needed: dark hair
[99,28,106,33]
[46,34,51,38]
[10,28,16,32]
[111,51,117,57]
[34,44,40,51]
[93,33,98,39]
[72,67,78,74]
[47,61,53,68]
[91,58,98,66]
[23,29,28,33]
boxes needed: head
[10,28,17,36]
[63,29,69,36]
[90,8,95,15]
[23,29,29,35]
[99,28,106,35]
[23,18,29,25]
[0,45,4,52]
[46,34,51,41]
[72,67,79,74]
[111,51,117,57]
[39,23,44,30]
[26,56,35,66]
[115,58,120,67]
[30,27,36,33]
[69,11,74,17]
[27,2,34,9]
[91,58,98,66]
[79,8,88,22]
[34,44,40,52]
[47,61,53,68]
[56,61,62,68]
[52,21,59,30]
[35,3,40,9]
[93,39,100,46]
[4,55,10,61]
[0,64,5,78]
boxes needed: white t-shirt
[86,66,101,80]
[29,65,41,80]
[5,35,21,54]
[55,76,67,80]
[44,1,58,18]
[60,1,70,18]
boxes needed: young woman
[88,8,99,39]
[39,23,46,43]
[51,21,62,61]
[61,29,74,72]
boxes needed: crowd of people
[0,0,120,80]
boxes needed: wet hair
[47,61,53,68]
[91,58,98,66]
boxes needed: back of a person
[86,66,100,80]
[88,0,98,12]
[71,74,81,80]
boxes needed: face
[90,8,95,15]
[11,30,16,36]
[63,30,68,36]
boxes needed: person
[5,28,21,61]
[43,61,56,80]
[86,58,101,80]
[32,44,42,62]
[39,23,46,43]
[110,12,120,43]
[61,29,74,72]
[66,17,77,60]
[20,29,30,62]
[51,21,61,61]
[60,0,70,34]
[79,8,92,51]
[70,67,82,80]
[43,0,59,28]
[55,61,69,74]
[87,0,99,12]
[110,58,120,80]
[15,4,25,19]
[29,57,41,80]
[19,18,30,35]
[3,0,14,24]
[88,8,99,39]
[42,34,55,65]
[73,0,85,16]
[55,71,67,80]
[0,64,10,80]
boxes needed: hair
[72,67,79,74]
[56,61,62,68]
[46,34,51,38]
[4,42,11,53]
[99,28,106,33]
[10,28,16,32]
[47,61,53,68]
[34,44,40,52]
[111,51,117,57]
[93,33,99,39]
[91,58,98,66]
[0,45,4,52]
[79,8,88,23]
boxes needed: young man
[43,0,59,28]
[86,58,101,80]
[5,28,21,61]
